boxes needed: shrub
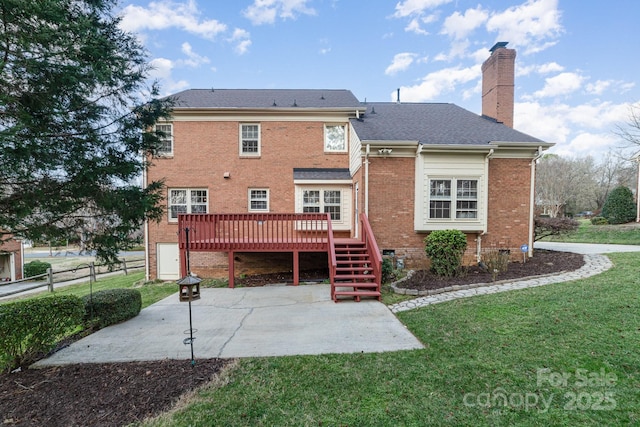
[590,216,609,225]
[83,288,142,329]
[481,249,510,281]
[534,217,579,241]
[381,257,395,284]
[23,260,52,279]
[0,295,84,371]
[424,229,467,277]
[602,186,637,224]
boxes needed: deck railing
[360,213,382,285]
[178,213,331,252]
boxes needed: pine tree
[602,186,637,224]
[0,0,173,262]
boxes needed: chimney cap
[489,41,509,52]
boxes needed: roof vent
[292,99,298,107]
[272,100,277,106]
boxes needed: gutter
[478,148,494,261]
[364,144,370,215]
[143,154,150,281]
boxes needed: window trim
[239,123,261,157]
[168,188,208,222]
[154,123,173,157]
[428,178,479,221]
[248,188,269,212]
[324,124,347,153]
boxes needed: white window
[429,179,478,220]
[240,124,260,156]
[155,123,173,156]
[324,124,347,152]
[303,189,341,220]
[249,189,269,211]
[168,189,208,222]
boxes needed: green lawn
[145,252,640,426]
[542,219,640,245]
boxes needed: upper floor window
[240,124,260,156]
[429,179,478,220]
[155,123,173,156]
[324,124,347,152]
[249,188,269,211]
[168,188,208,222]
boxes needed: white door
[157,243,180,280]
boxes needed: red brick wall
[486,157,532,255]
[147,120,350,279]
[0,237,23,280]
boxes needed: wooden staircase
[331,239,381,302]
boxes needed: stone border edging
[388,254,612,313]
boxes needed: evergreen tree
[0,0,173,262]
[602,186,637,224]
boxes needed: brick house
[145,43,552,299]
[0,234,23,281]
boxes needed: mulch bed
[0,249,586,426]
[1,359,229,426]
[396,249,585,290]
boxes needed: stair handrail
[326,212,337,289]
[360,213,382,287]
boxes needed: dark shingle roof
[350,102,544,145]
[293,168,352,180]
[169,89,361,109]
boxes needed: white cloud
[486,0,563,55]
[393,0,452,18]
[517,61,564,77]
[148,58,189,94]
[243,0,316,25]
[515,100,634,158]
[385,53,418,75]
[180,42,210,67]
[229,28,252,54]
[434,39,470,62]
[396,64,480,101]
[120,0,227,40]
[533,72,585,98]
[405,17,429,35]
[440,6,488,40]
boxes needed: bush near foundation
[83,288,141,329]
[0,295,84,371]
[534,217,579,241]
[424,229,467,277]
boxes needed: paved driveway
[535,241,640,254]
[36,284,424,366]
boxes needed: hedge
[0,295,84,371]
[83,288,142,329]
[424,229,468,277]
[23,260,52,279]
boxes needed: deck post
[293,250,299,286]
[228,251,235,288]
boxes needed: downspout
[528,146,544,257]
[478,149,494,262]
[364,143,370,216]
[143,153,150,281]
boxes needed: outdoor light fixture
[223,172,230,179]
[378,148,392,155]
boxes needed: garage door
[157,243,180,280]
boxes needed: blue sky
[117,0,640,159]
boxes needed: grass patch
[542,219,640,245]
[145,252,640,426]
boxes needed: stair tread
[334,290,381,296]
[334,274,376,279]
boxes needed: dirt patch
[396,249,585,291]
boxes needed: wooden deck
[177,213,382,301]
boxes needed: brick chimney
[481,42,515,128]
